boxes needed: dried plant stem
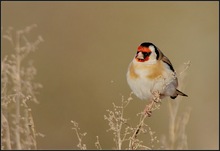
[23,102,37,149]
[1,114,12,149]
[161,61,191,150]
[74,129,83,149]
[129,98,160,150]
[14,32,22,149]
[71,121,87,150]
[168,100,179,149]
[116,98,127,150]
[95,136,102,150]
[166,101,191,150]
[1,25,43,150]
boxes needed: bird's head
[135,42,159,63]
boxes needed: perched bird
[127,42,187,101]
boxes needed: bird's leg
[143,100,154,117]
[152,90,161,103]
[144,106,152,117]
[143,90,161,116]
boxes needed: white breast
[127,59,177,101]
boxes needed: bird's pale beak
[136,52,144,59]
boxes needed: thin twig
[129,98,161,150]
[95,136,102,150]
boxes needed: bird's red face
[135,46,152,62]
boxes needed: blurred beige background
[1,1,219,150]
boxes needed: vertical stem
[14,31,22,150]
[168,98,180,149]
[24,108,31,149]
[1,66,12,149]
[29,111,37,149]
[117,100,125,150]
[23,103,37,149]
[168,101,175,149]
[1,113,12,149]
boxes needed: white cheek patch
[148,45,157,60]
[149,45,155,52]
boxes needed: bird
[126,42,188,101]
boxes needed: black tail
[170,89,188,99]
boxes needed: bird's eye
[143,52,151,58]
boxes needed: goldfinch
[127,42,188,101]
